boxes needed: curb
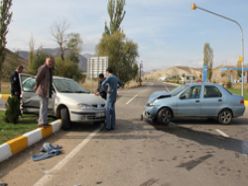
[0,94,10,102]
[0,119,61,163]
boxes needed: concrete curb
[0,94,10,102]
[0,119,62,163]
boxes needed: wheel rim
[160,109,172,123]
[219,110,232,124]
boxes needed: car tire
[60,108,71,130]
[157,108,172,125]
[218,109,232,124]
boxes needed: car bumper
[143,106,158,121]
[70,110,105,123]
[232,106,245,117]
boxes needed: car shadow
[151,123,248,155]
[166,117,248,126]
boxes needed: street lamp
[192,3,245,96]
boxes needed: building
[87,56,108,78]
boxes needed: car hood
[148,90,171,102]
[57,93,105,105]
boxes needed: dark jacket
[35,64,53,98]
[97,78,107,99]
[10,71,21,97]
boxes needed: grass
[0,111,38,144]
[228,88,248,100]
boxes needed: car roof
[185,82,221,86]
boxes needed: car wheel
[157,108,172,125]
[60,108,71,130]
[218,109,232,124]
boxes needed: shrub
[4,96,20,124]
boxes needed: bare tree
[51,20,69,61]
[0,0,12,92]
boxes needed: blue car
[143,83,245,124]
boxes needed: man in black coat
[10,65,24,100]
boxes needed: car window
[22,78,36,92]
[204,85,222,98]
[54,78,87,93]
[180,85,201,99]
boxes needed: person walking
[101,67,122,130]
[95,73,106,100]
[10,65,24,100]
[35,56,54,127]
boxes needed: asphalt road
[0,82,248,186]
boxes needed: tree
[105,0,126,35]
[27,36,35,74]
[66,33,83,64]
[54,57,82,81]
[28,48,48,75]
[237,56,242,78]
[96,31,139,83]
[203,43,214,81]
[51,20,69,61]
[0,0,12,92]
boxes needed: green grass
[228,88,248,100]
[0,111,38,144]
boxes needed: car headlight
[78,104,93,110]
[146,99,157,107]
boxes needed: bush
[225,81,232,89]
[4,96,20,124]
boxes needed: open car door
[19,73,40,114]
[19,73,55,115]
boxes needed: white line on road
[215,129,230,138]
[126,94,138,105]
[33,127,101,186]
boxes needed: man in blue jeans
[101,67,122,130]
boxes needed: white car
[20,74,106,130]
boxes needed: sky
[6,0,248,71]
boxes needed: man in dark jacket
[35,57,54,127]
[10,65,24,100]
[96,73,106,99]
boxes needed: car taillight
[240,99,244,104]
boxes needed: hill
[2,49,27,81]
[144,65,240,83]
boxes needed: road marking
[215,129,229,138]
[33,127,101,186]
[126,94,138,105]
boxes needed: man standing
[96,73,106,100]
[35,56,54,127]
[10,65,24,100]
[101,67,122,130]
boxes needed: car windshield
[53,78,88,93]
[169,84,188,96]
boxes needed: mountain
[2,49,28,81]
[16,48,93,72]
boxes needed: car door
[20,73,55,114]
[200,85,223,116]
[175,85,202,117]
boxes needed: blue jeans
[105,100,116,129]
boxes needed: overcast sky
[7,0,248,71]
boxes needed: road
[0,82,248,186]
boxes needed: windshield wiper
[73,91,86,93]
